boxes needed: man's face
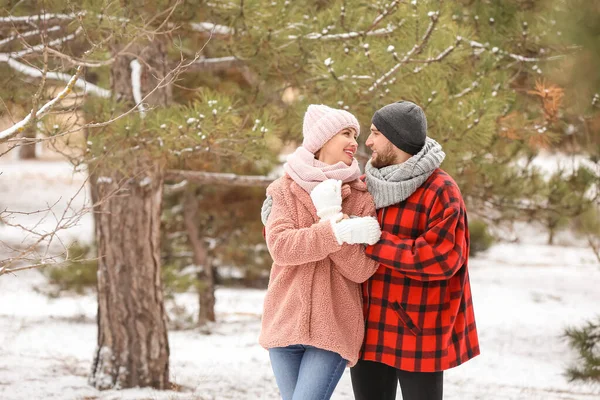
[365,124,411,168]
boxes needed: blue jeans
[269,345,347,400]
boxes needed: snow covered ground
[1,158,599,400]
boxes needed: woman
[260,104,381,400]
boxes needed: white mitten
[310,179,343,221]
[331,216,381,245]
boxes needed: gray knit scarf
[365,137,446,209]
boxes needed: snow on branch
[0,26,62,48]
[0,66,83,141]
[307,73,374,84]
[451,80,480,99]
[312,0,401,40]
[186,56,243,72]
[0,12,132,26]
[164,170,274,187]
[1,27,82,59]
[366,0,402,33]
[409,42,458,64]
[0,13,80,24]
[288,24,399,41]
[468,39,564,63]
[0,56,111,97]
[2,12,235,37]
[368,12,439,92]
[130,59,146,118]
[190,22,233,35]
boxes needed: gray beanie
[372,101,427,155]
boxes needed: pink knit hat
[301,104,360,153]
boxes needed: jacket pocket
[390,301,422,336]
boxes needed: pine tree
[565,317,600,383]
[1,0,599,392]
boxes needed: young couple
[259,102,480,400]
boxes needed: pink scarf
[283,146,362,193]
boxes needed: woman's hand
[331,216,381,245]
[310,179,344,222]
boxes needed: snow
[0,26,62,47]
[287,25,398,41]
[0,159,93,254]
[0,56,111,98]
[0,13,80,23]
[195,56,238,65]
[1,28,81,59]
[0,12,135,25]
[518,151,599,178]
[469,39,547,63]
[129,59,146,118]
[190,22,233,35]
[0,158,599,399]
[139,176,152,187]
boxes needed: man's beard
[370,142,398,168]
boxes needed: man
[260,101,479,400]
[351,101,479,400]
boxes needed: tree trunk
[88,161,170,390]
[183,187,216,325]
[18,126,36,159]
[89,38,172,390]
[547,218,556,246]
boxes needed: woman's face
[316,128,359,166]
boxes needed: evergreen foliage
[565,317,600,383]
[1,0,599,290]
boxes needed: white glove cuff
[365,218,382,245]
[330,219,341,245]
[317,205,343,221]
[330,219,350,245]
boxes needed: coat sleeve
[364,188,468,282]
[328,194,379,283]
[265,185,341,267]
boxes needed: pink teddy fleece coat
[259,174,379,366]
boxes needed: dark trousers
[350,360,443,400]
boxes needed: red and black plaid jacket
[360,168,480,372]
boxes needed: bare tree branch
[0,66,84,142]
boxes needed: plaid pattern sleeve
[364,187,467,281]
[359,169,479,372]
